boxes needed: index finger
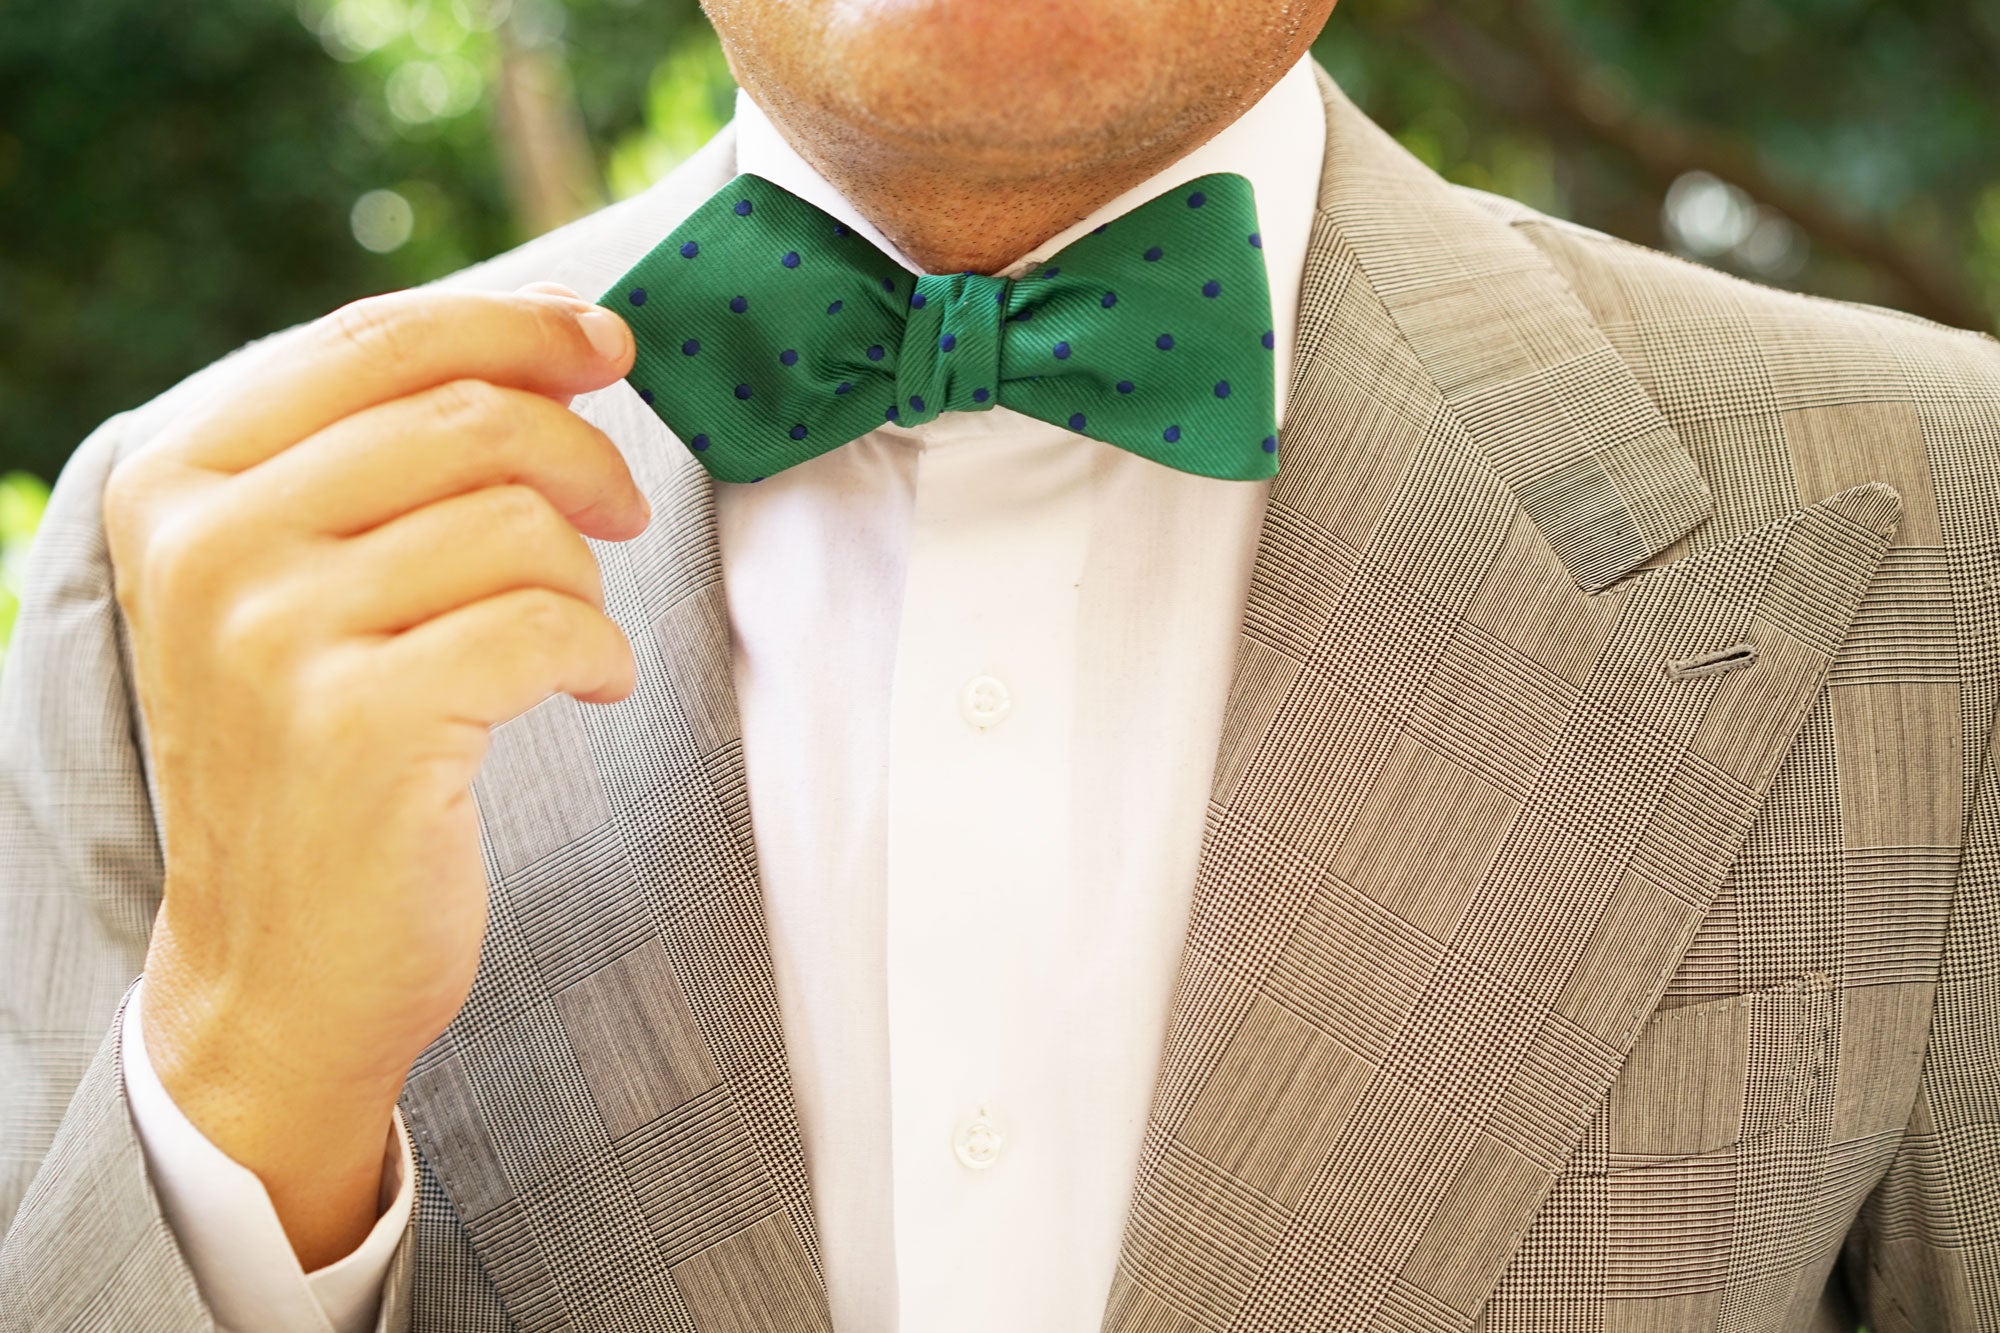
[166,286,636,475]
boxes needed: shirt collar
[732,56,1326,429]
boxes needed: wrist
[142,929,410,1110]
[140,927,411,1271]
[142,985,404,1145]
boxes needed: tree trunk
[492,17,603,239]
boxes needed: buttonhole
[1664,641,1758,680]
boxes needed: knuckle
[101,454,149,538]
[486,482,558,536]
[301,648,387,741]
[427,377,509,435]
[523,295,589,363]
[511,587,574,643]
[212,584,300,676]
[102,445,188,537]
[102,464,166,601]
[578,544,608,607]
[541,510,600,598]
[142,509,228,609]
[321,293,421,367]
[600,621,637,670]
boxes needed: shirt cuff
[121,979,416,1333]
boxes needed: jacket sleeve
[0,408,215,1328]
[0,406,417,1332]
[1847,620,2000,1326]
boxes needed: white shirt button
[953,1107,1006,1170]
[958,675,1013,730]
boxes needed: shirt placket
[883,413,1093,1330]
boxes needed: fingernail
[578,308,631,362]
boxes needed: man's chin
[717,0,1235,167]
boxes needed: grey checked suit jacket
[5,66,2000,1332]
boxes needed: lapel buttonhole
[1664,641,1759,680]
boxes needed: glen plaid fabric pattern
[1468,205,2000,1330]
[4,65,1999,1333]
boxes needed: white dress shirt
[121,55,1324,1333]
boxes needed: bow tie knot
[894,271,1009,427]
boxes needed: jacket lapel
[1101,69,1900,1332]
[397,131,835,1332]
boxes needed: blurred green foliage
[0,0,728,487]
[1,0,1995,660]
[1317,0,2000,330]
[0,472,52,673]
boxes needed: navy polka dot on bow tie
[1101,291,1118,308]
[780,349,799,366]
[628,288,647,306]
[1203,280,1222,298]
[729,295,748,313]
[789,424,808,439]
[910,395,926,412]
[679,242,699,258]
[691,433,710,450]
[827,300,843,315]
[973,387,991,402]
[911,291,928,309]
[1163,425,1182,442]
[734,199,753,216]
[1144,246,1163,262]
[781,250,800,268]
[1068,412,1087,430]
[940,333,957,351]
[639,388,654,403]
[1187,191,1206,208]
[867,344,885,361]
[1116,380,1135,394]
[885,404,900,420]
[1053,342,1072,360]
[1262,435,1278,453]
[1214,381,1231,398]
[735,383,753,399]
[835,382,852,394]
[1262,330,1275,349]
[1157,334,1175,351]
[681,339,700,356]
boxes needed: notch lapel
[395,133,835,1332]
[1101,71,1901,1331]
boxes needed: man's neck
[731,60,1271,275]
[709,0,1336,274]
[773,139,1216,275]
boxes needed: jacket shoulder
[1458,187,2000,550]
[1462,185,2000,405]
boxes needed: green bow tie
[601,171,1279,483]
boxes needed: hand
[102,283,648,1269]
